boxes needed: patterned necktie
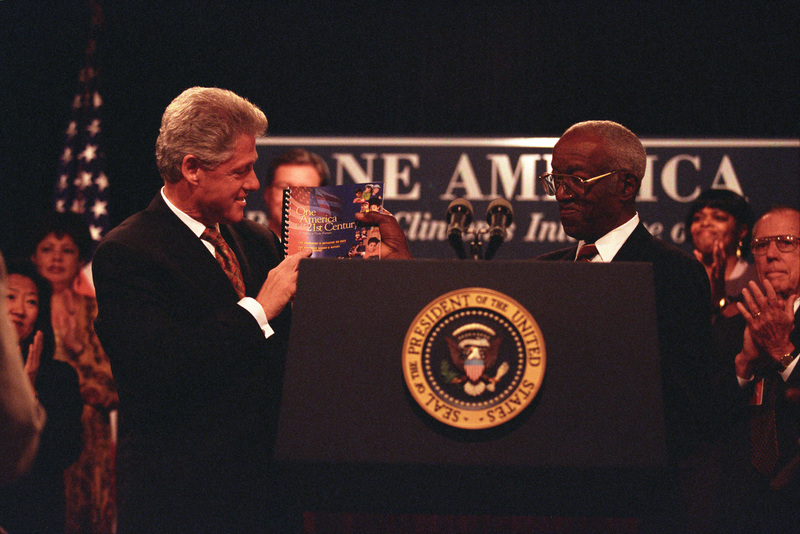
[201,227,246,299]
[750,375,779,476]
[575,243,598,262]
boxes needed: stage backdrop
[248,137,799,260]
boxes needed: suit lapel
[610,222,650,263]
[147,194,241,302]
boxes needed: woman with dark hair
[685,188,758,316]
[0,258,82,533]
[30,211,118,533]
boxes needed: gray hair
[562,120,647,180]
[155,87,268,184]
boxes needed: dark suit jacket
[538,222,715,463]
[704,304,800,530]
[716,308,800,462]
[92,193,292,532]
[0,358,82,533]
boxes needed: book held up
[282,183,385,259]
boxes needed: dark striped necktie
[576,243,598,262]
[751,376,779,476]
[201,227,246,299]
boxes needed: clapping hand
[23,330,43,386]
[737,279,797,366]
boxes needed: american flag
[54,1,109,254]
[309,188,343,217]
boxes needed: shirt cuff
[238,297,274,339]
[780,353,799,381]
[737,374,755,388]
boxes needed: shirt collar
[576,213,640,262]
[161,187,216,237]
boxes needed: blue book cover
[282,182,384,259]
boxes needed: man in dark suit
[93,87,410,533]
[727,206,800,531]
[536,120,715,530]
[92,87,316,532]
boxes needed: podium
[275,259,667,520]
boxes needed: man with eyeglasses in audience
[537,120,717,531]
[714,206,800,531]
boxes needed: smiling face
[6,274,39,343]
[752,209,800,300]
[192,133,260,226]
[31,232,83,291]
[690,206,745,256]
[551,131,630,242]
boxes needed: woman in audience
[0,259,82,533]
[30,212,118,533]
[685,189,757,316]
[0,251,45,488]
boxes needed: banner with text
[249,137,799,260]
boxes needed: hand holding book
[355,211,413,259]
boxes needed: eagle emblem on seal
[444,323,509,396]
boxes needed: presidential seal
[402,288,546,430]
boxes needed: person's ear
[737,224,749,244]
[181,154,201,185]
[618,172,639,201]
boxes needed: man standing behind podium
[92,87,312,532]
[263,148,330,237]
[537,121,715,527]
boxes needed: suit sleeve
[653,252,718,458]
[92,235,279,429]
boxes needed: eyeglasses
[750,235,800,255]
[538,170,625,196]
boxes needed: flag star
[57,174,70,191]
[86,119,101,137]
[71,199,84,213]
[89,225,103,242]
[95,172,109,191]
[92,91,103,109]
[72,94,82,110]
[91,200,108,219]
[75,170,93,189]
[55,199,67,212]
[61,147,74,164]
[66,121,78,138]
[80,144,97,162]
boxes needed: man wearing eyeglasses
[537,120,717,530]
[715,206,800,531]
[736,207,800,376]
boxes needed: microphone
[484,198,513,260]
[445,198,473,259]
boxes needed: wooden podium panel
[275,259,666,517]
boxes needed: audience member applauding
[726,206,800,531]
[686,189,758,317]
[30,211,119,534]
[0,259,82,533]
[0,251,46,488]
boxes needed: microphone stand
[469,231,485,260]
[446,198,512,260]
[449,228,498,260]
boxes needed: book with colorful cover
[282,182,384,259]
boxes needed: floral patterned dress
[53,290,118,534]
